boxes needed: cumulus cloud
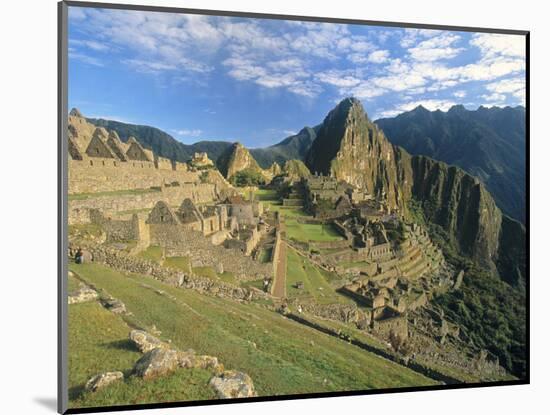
[408,33,463,61]
[453,90,466,98]
[367,50,390,63]
[69,8,526,106]
[471,33,526,59]
[376,99,457,118]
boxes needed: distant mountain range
[87,118,317,170]
[89,104,526,223]
[375,105,526,223]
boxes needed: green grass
[68,223,104,239]
[255,188,279,201]
[137,246,163,263]
[218,271,237,285]
[163,256,190,272]
[286,250,351,305]
[68,301,215,408]
[68,188,161,201]
[192,266,218,280]
[286,219,343,243]
[68,274,81,293]
[340,260,372,269]
[69,262,436,398]
[258,247,272,263]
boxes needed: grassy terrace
[255,188,343,243]
[68,300,215,408]
[69,262,436,403]
[286,250,350,304]
[68,187,161,201]
[286,220,343,243]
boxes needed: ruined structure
[190,152,214,168]
[67,109,209,195]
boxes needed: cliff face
[217,142,266,180]
[409,155,503,273]
[306,98,411,213]
[306,98,525,283]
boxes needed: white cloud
[70,39,110,52]
[471,33,525,59]
[69,9,526,106]
[485,77,526,105]
[408,33,463,61]
[69,52,104,67]
[453,90,466,98]
[367,50,390,64]
[171,129,203,137]
[376,99,457,118]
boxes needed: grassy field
[68,188,161,201]
[286,250,351,304]
[68,262,436,402]
[255,188,342,243]
[286,219,343,243]
[68,301,215,408]
[163,256,190,272]
[137,246,163,262]
[68,273,81,293]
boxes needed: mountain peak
[69,108,83,118]
[448,104,466,113]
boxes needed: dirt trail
[271,240,287,298]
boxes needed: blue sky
[68,6,526,148]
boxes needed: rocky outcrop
[133,348,182,379]
[209,370,256,399]
[129,330,167,353]
[131,338,225,380]
[283,159,311,181]
[68,284,98,304]
[217,142,268,180]
[101,297,127,314]
[85,371,124,392]
[305,98,526,283]
[306,97,411,212]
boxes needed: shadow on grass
[102,339,138,353]
[69,384,85,401]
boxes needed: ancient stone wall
[83,245,269,302]
[149,224,272,281]
[372,314,408,339]
[89,210,149,243]
[68,158,201,194]
[68,184,217,225]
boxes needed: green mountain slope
[250,126,318,168]
[305,98,525,286]
[375,105,526,223]
[87,118,317,168]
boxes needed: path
[271,240,287,298]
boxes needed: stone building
[190,152,214,168]
[146,199,227,237]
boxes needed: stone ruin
[190,152,214,168]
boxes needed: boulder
[85,371,124,392]
[68,285,98,304]
[133,348,180,380]
[129,330,166,353]
[102,297,127,314]
[192,355,224,375]
[209,370,256,399]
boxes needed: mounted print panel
[58,1,528,413]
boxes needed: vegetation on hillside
[68,262,436,405]
[377,105,526,222]
[409,200,526,378]
[230,168,266,187]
